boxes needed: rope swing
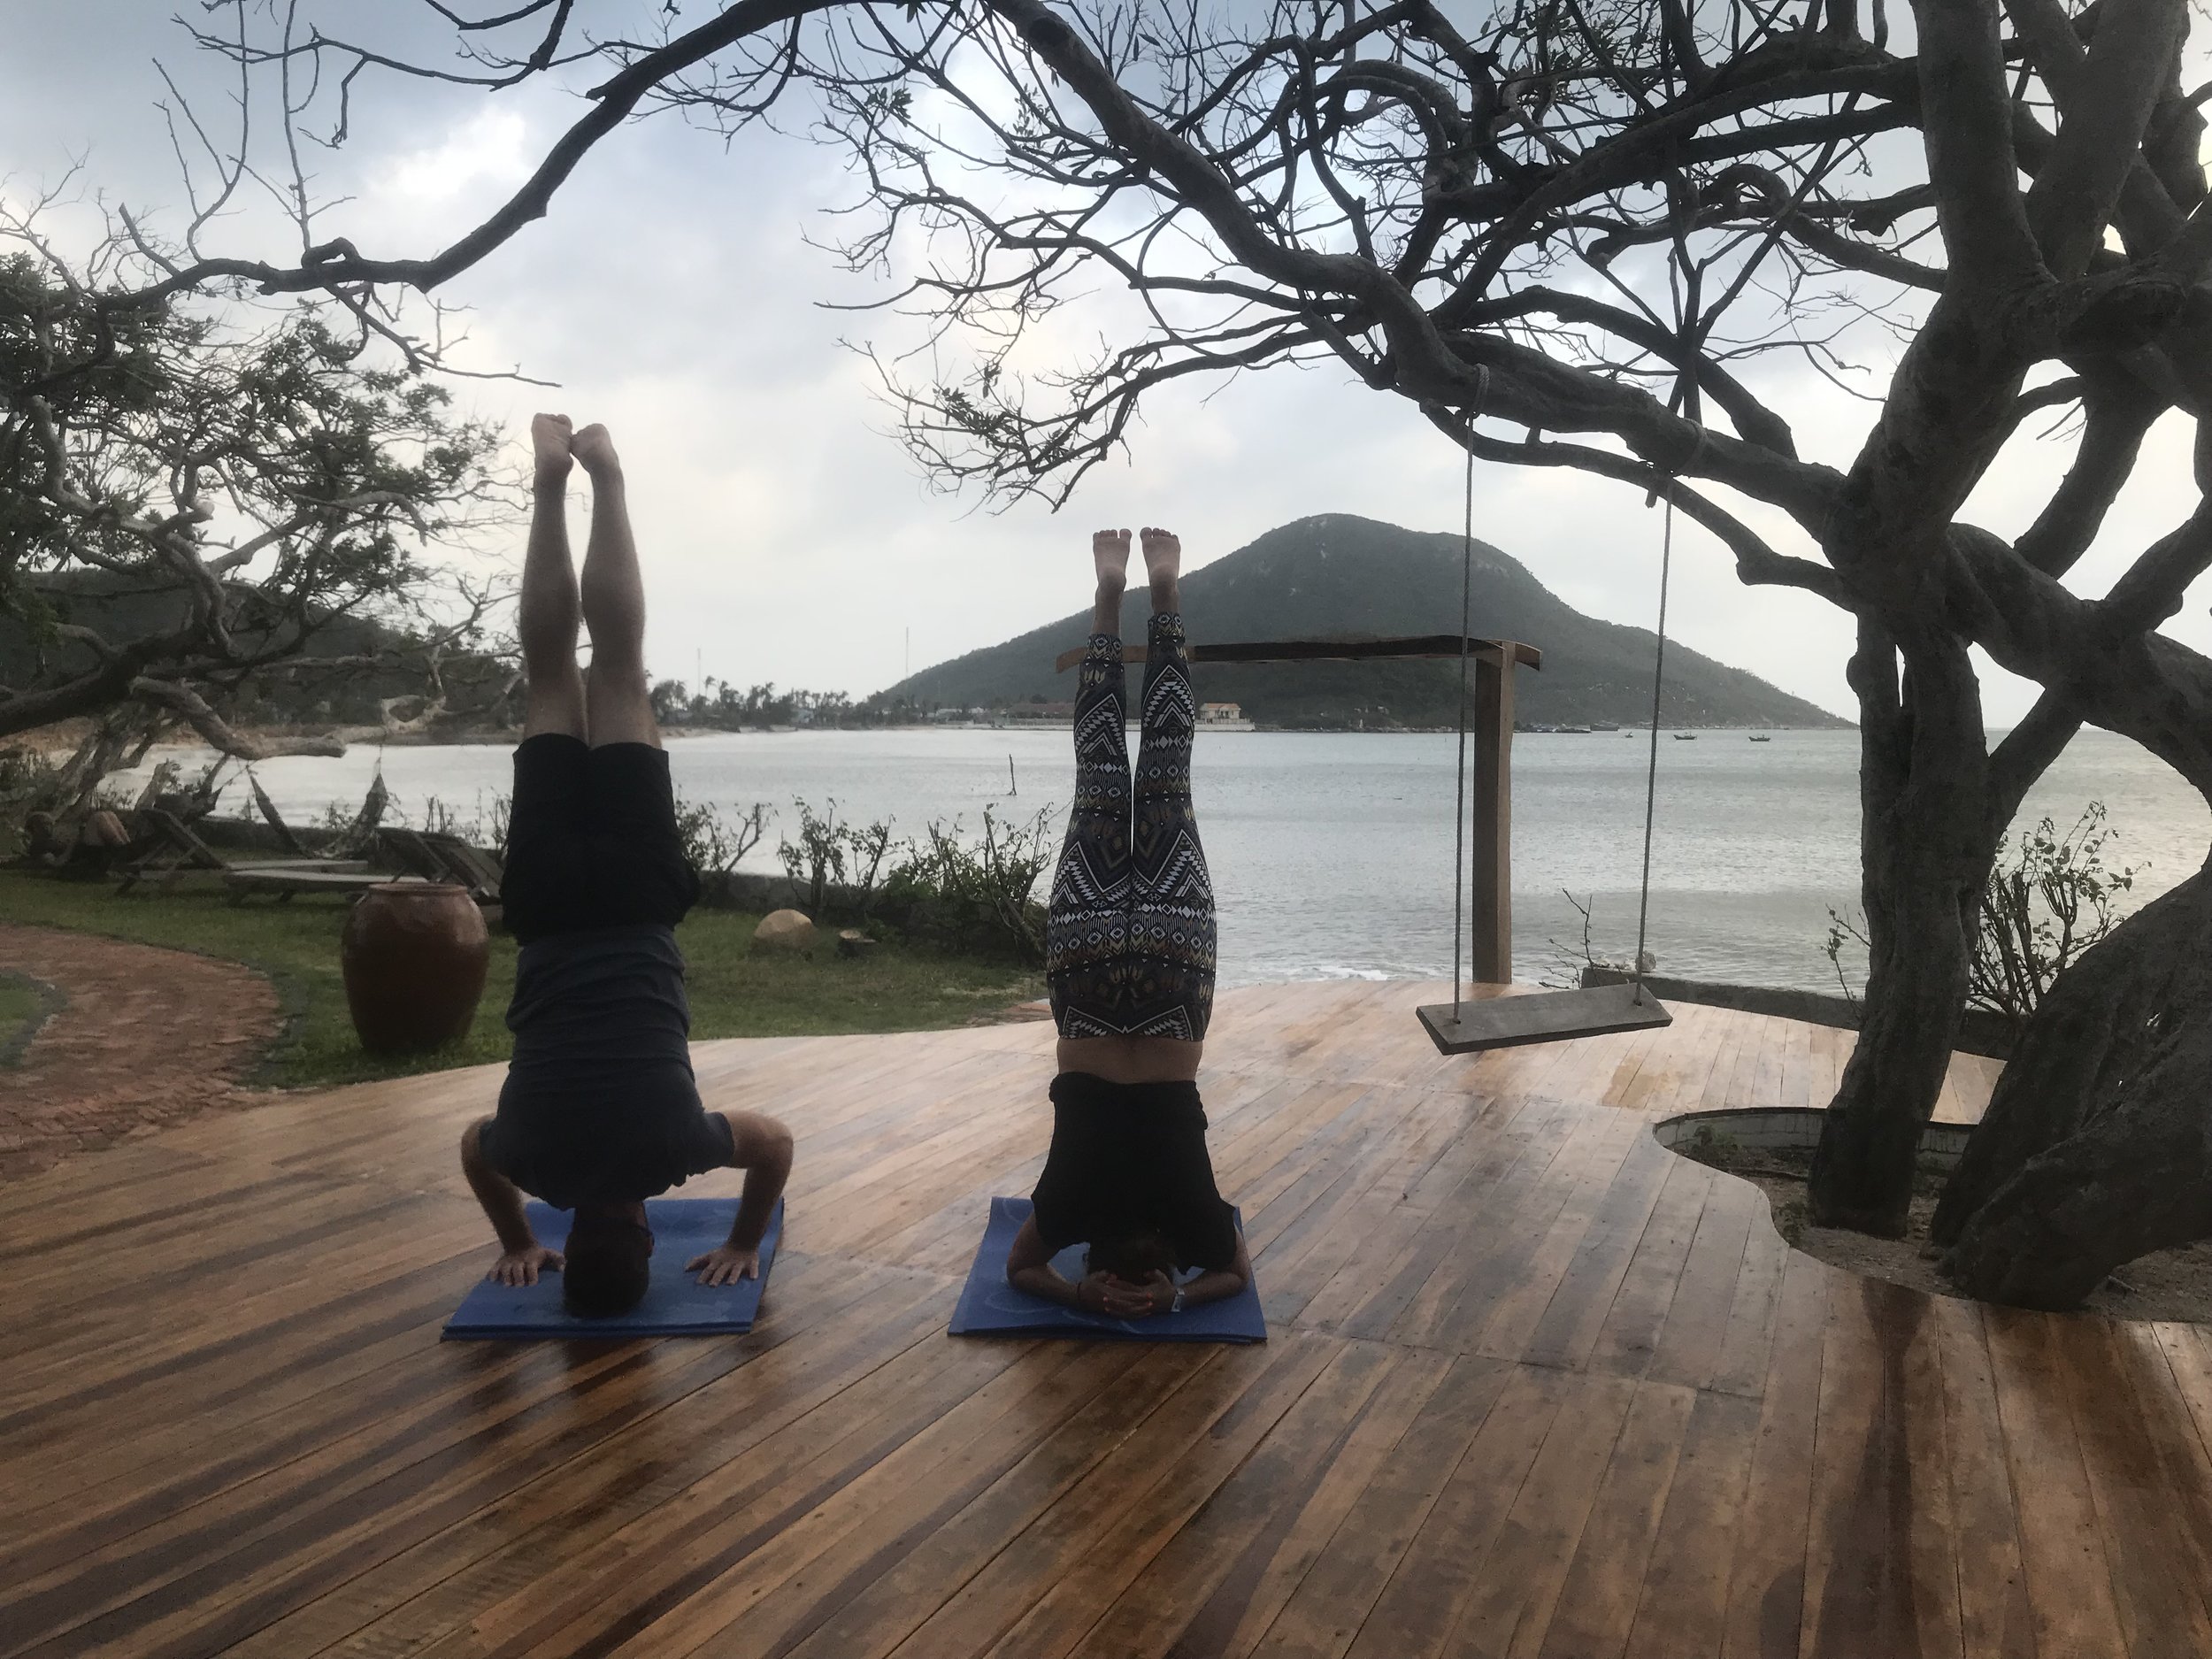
[1419,425,1677,1055]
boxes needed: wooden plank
[1417,985,1671,1056]
[1621,1390,1763,1659]
[1643,1175,1759,1391]
[1795,1278,1962,1659]
[1242,1356,1515,1659]
[1440,1369,1641,1657]
[1982,1307,2131,1659]
[1407,1110,1644,1354]
[772,1343,1230,1659]
[1483,1128,1676,1366]
[1336,1363,1571,1659]
[386,1292,1015,1659]
[1533,1379,1698,1659]
[2051,1317,2212,1656]
[2119,1323,2212,1632]
[12,1260,940,1659]
[219,1271,964,1659]
[1127,1346,1454,1659]
[1707,1203,1793,1400]
[985,1333,1368,1659]
[1334,1099,1576,1344]
[1717,1249,1831,1658]
[887,1334,1340,1659]
[1925,1297,2035,1659]
[1582,1153,1717,1379]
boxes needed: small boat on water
[1672,732,1697,741]
[1749,733,1772,742]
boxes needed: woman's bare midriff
[1056,1035,1203,1085]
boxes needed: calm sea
[127,726,2209,993]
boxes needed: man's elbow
[763,1120,796,1176]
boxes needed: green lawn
[0,867,1042,1091]
[0,971,54,1063]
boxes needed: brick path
[0,923,283,1180]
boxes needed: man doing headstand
[460,415,792,1318]
[1006,526,1253,1319]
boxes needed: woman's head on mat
[1084,1225,1179,1285]
[563,1202,654,1318]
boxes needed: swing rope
[1631,495,1675,1006]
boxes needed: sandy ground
[1683,1140,2212,1323]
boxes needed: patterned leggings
[1045,611,1217,1041]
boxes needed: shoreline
[16,719,1857,760]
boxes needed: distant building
[995,701,1079,726]
[1198,702,1256,731]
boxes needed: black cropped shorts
[500,734,702,947]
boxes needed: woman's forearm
[1009,1263,1078,1306]
[1178,1268,1247,1309]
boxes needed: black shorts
[501,734,702,946]
[480,1072,735,1210]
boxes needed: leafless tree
[76,0,2212,1301]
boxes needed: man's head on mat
[563,1202,654,1318]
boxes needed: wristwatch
[1170,1286,1187,1315]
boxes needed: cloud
[371,108,532,208]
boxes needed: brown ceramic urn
[342,879,490,1054]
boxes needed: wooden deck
[5,981,2211,1658]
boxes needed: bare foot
[1141,526,1180,609]
[1092,528,1131,592]
[531,413,572,488]
[571,421,621,480]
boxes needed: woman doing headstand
[1005,526,1253,1319]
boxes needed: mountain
[887,514,1849,730]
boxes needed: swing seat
[1417,981,1672,1055]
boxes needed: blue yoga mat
[949,1196,1266,1342]
[442,1197,781,1340]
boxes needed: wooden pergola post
[1470,649,1516,985]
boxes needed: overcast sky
[4,3,2208,724]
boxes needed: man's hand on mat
[687,1244,761,1286]
[490,1245,564,1286]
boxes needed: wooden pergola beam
[1051,634,1544,674]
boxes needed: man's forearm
[726,1139,792,1251]
[461,1122,537,1252]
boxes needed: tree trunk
[1808,624,1985,1235]
[1932,862,2212,1307]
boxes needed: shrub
[1969,803,2135,1024]
[775,797,893,916]
[886,803,1055,963]
[676,794,772,881]
[1824,800,2138,1027]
